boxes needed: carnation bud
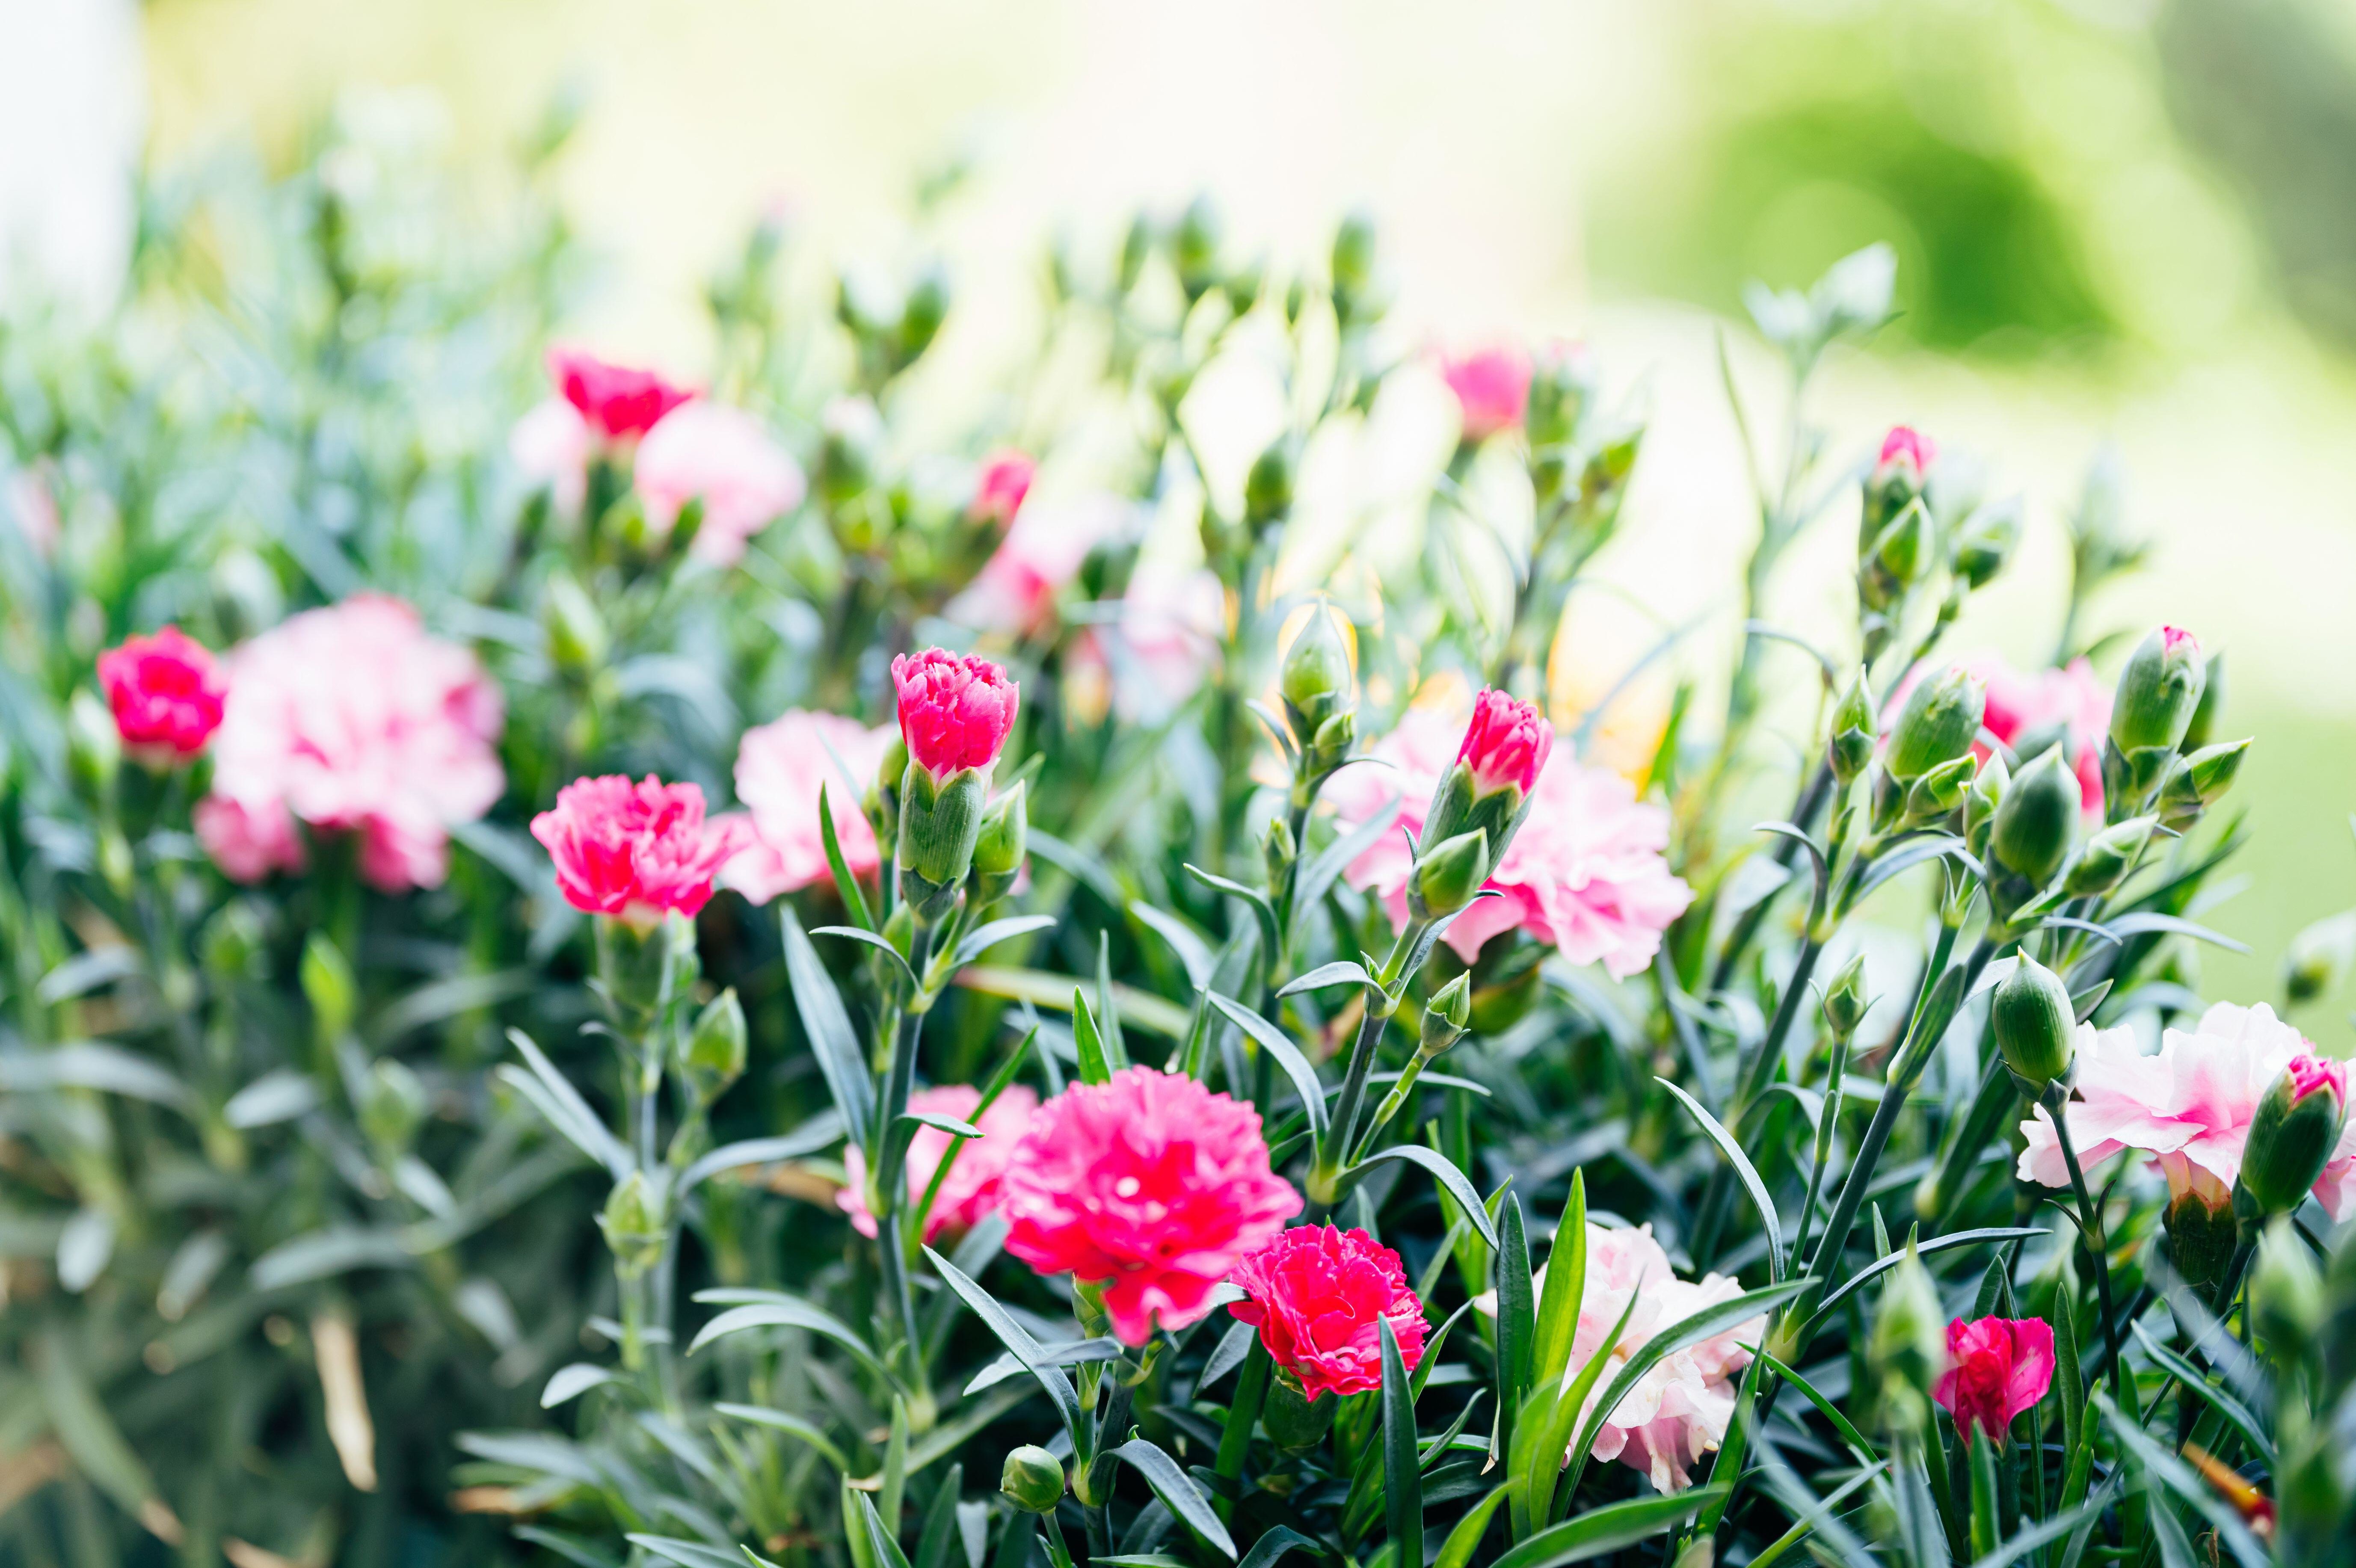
[1903,754,1976,826]
[542,571,609,675]
[2163,1165,2238,1298]
[599,1171,667,1277]
[973,781,1028,906]
[1524,342,1592,451]
[2249,1219,2324,1358]
[1869,1243,1947,1431]
[1990,747,2076,887]
[999,1446,1066,1514]
[1419,973,1472,1059]
[1861,426,1934,550]
[1305,709,1357,784]
[1964,751,2008,857]
[1886,666,1985,782]
[301,934,357,1047]
[2110,626,2205,757]
[359,1058,429,1158]
[1420,690,1551,875]
[1262,814,1298,894]
[1991,955,2075,1093]
[898,763,987,913]
[1411,828,1491,921]
[868,732,908,844]
[1828,669,1877,787]
[2157,738,2249,830]
[1280,606,1355,739]
[1953,500,2019,591]
[1861,500,1935,610]
[2284,912,2356,1007]
[1261,1371,1337,1451]
[65,688,120,801]
[1245,440,1294,527]
[2237,1054,2349,1222]
[677,988,748,1107]
[2182,649,2226,751]
[2062,815,2155,899]
[1822,952,1870,1040]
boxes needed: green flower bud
[678,988,748,1107]
[2156,738,2249,831]
[1245,440,1294,527]
[1991,955,2075,1093]
[1524,344,1592,452]
[543,571,609,675]
[1262,813,1298,896]
[1953,500,2019,591]
[897,762,988,914]
[1420,973,1473,1058]
[1963,751,2008,857]
[1410,828,1490,921]
[972,780,1028,905]
[301,934,356,1047]
[2249,1219,2324,1358]
[200,901,267,980]
[1903,754,1976,825]
[1260,1370,1335,1452]
[65,688,120,802]
[999,1445,1066,1514]
[2163,1169,2238,1299]
[1822,952,1870,1041]
[867,732,908,845]
[1861,500,1935,610]
[2184,649,2226,751]
[2110,626,2205,756]
[600,1170,667,1277]
[899,265,950,364]
[1868,1243,1946,1432]
[1990,747,2077,887]
[1885,666,1985,782]
[2062,815,2155,899]
[1827,669,1877,787]
[1305,709,1357,782]
[2237,1056,2349,1222]
[359,1058,429,1157]
[1280,605,1355,739]
[2284,911,2356,1007]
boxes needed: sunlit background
[15,0,2356,1023]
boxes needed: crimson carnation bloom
[1933,1315,2054,1448]
[1438,346,1532,443]
[97,625,225,760]
[531,775,745,926]
[1458,688,1553,797]
[546,348,693,442]
[1229,1225,1427,1401]
[999,1067,1299,1344]
[1877,425,1937,478]
[891,648,1019,781]
[970,450,1036,527]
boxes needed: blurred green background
[47,0,2356,1027]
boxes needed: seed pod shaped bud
[1862,499,1936,608]
[1000,1446,1066,1514]
[1954,499,2020,591]
[678,988,748,1107]
[1904,754,1976,825]
[1245,439,1294,527]
[2238,1054,2349,1221]
[2163,1162,2238,1299]
[1262,813,1298,894]
[2062,815,2155,899]
[2284,912,2356,1007]
[1411,829,1491,921]
[543,571,610,675]
[1991,747,2077,887]
[972,781,1029,906]
[600,1170,667,1277]
[2110,625,2205,756]
[1964,751,2009,856]
[1861,426,1935,550]
[65,688,120,801]
[1281,605,1355,739]
[1869,1242,1947,1432]
[1823,952,1870,1040]
[1992,955,2075,1093]
[899,265,950,364]
[1307,709,1357,781]
[2249,1219,2324,1358]
[359,1058,429,1158]
[1886,666,1986,782]
[1828,668,1877,786]
[1261,1370,1337,1452]
[2175,739,2249,813]
[899,763,987,912]
[1420,973,1473,1059]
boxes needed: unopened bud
[973,781,1028,905]
[1306,709,1357,781]
[1262,814,1297,893]
[1260,1371,1336,1452]
[359,1058,429,1157]
[600,1170,667,1276]
[1245,440,1294,527]
[1991,747,2076,887]
[2110,626,2205,756]
[2062,815,2154,899]
[1861,500,1935,609]
[1410,829,1491,921]
[2237,1055,2349,1222]
[301,934,356,1046]
[678,988,748,1106]
[2157,738,2249,831]
[1953,500,2019,591]
[1861,427,1934,550]
[1964,751,2008,857]
[1992,955,2075,1093]
[1868,1243,1946,1431]
[1420,973,1473,1058]
[1524,341,1592,451]
[2284,912,2356,1006]
[543,571,609,675]
[1828,669,1877,787]
[1000,1445,1066,1514]
[2249,1219,2324,1357]
[1904,754,1975,825]
[66,689,120,801]
[2163,1163,2238,1298]
[897,762,988,914]
[1281,605,1355,738]
[1823,952,1870,1041]
[1886,666,1985,782]
[2183,649,2226,751]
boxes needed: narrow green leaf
[784,905,876,1151]
[34,1333,157,1519]
[1207,993,1328,1136]
[952,916,1060,970]
[1183,863,1281,959]
[1114,1438,1237,1561]
[1494,1193,1534,1435]
[818,782,875,931]
[2094,1393,2271,1568]
[714,1403,851,1472]
[1130,902,1215,992]
[1234,1524,1319,1568]
[2054,1293,2085,1488]
[1529,1173,1586,1391]
[1380,1317,1424,1568]
[1803,1227,2046,1333]
[1277,961,1375,998]
[1433,1484,1509,1568]
[1755,1351,1874,1465]
[923,1247,1082,1439]
[913,1463,966,1568]
[816,925,921,991]
[880,1394,911,1544]
[2130,1321,2273,1462]
[856,1491,918,1568]
[1072,988,1112,1086]
[1491,1487,1725,1568]
[1656,1077,1781,1280]
[1356,1145,1496,1248]
[685,1296,889,1379]
[1096,932,1130,1071]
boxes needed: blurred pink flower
[838,1083,1040,1242]
[1439,346,1532,443]
[201,595,504,892]
[1476,1223,1761,1493]
[98,626,226,761]
[970,450,1036,527]
[6,463,59,556]
[1104,563,1225,723]
[634,402,806,566]
[194,794,305,882]
[946,494,1132,635]
[891,648,1019,781]
[1971,653,2110,814]
[1229,1225,1425,1402]
[1001,1066,1299,1344]
[1328,708,1692,978]
[510,398,592,515]
[546,348,693,442]
[2018,1001,2356,1220]
[1876,424,1937,480]
[533,774,745,926]
[721,710,897,902]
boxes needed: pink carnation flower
[1328,708,1692,977]
[970,450,1036,527]
[546,348,694,442]
[1458,687,1553,797]
[2018,1001,2356,1220]
[1876,424,1937,479]
[838,1083,1041,1242]
[1439,346,1532,443]
[999,1066,1300,1344]
[1475,1223,1761,1493]
[531,775,746,926]
[1102,562,1226,724]
[946,494,1133,636]
[98,626,226,761]
[199,596,504,892]
[1228,1225,1425,1402]
[720,710,897,903]
[510,397,592,515]
[891,648,1019,781]
[1934,1316,2054,1449]
[634,402,806,566]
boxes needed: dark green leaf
[1207,993,1327,1137]
[1114,1438,1237,1561]
[818,783,876,931]
[784,906,876,1152]
[922,1247,1082,1438]
[712,1403,851,1472]
[1657,1077,1781,1280]
[1490,1487,1725,1568]
[1355,1145,1496,1248]
[1379,1317,1424,1568]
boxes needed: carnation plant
[3,103,2353,1568]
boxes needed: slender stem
[1709,758,1836,997]
[2046,1084,2134,1416]
[1313,920,1424,1207]
[875,915,936,1364]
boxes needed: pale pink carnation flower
[720,710,897,903]
[2019,1001,2356,1219]
[510,398,592,516]
[1475,1223,1761,1493]
[945,494,1133,636]
[200,596,505,892]
[838,1083,1041,1242]
[634,402,806,566]
[193,794,305,882]
[1104,563,1226,723]
[1326,707,1692,978]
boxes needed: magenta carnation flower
[720,710,897,903]
[98,625,225,761]
[1228,1225,1426,1401]
[1457,687,1552,797]
[1876,424,1937,479]
[634,402,806,566]
[1438,346,1531,443]
[891,648,1019,781]
[532,775,745,926]
[999,1067,1299,1344]
[546,347,693,442]
[838,1083,1041,1243]
[1934,1316,2054,1449]
[969,450,1036,527]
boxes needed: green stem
[1213,1340,1271,1524]
[2045,1083,2134,1417]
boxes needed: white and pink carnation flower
[1327,706,1691,979]
[2019,1001,2356,1219]
[720,710,898,903]
[198,595,505,892]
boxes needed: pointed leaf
[924,1247,1081,1438]
[785,905,875,1152]
[1072,988,1113,1086]
[681,1112,845,1193]
[954,916,1060,969]
[1130,903,1215,993]
[1657,1077,1782,1281]
[1207,993,1327,1136]
[1277,961,1375,998]
[818,783,876,931]
[1355,1144,1496,1248]
[1114,1438,1237,1561]
[816,925,921,990]
[1490,1488,1725,1568]
[686,1297,889,1379]
[1380,1317,1424,1568]
[542,1363,620,1408]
